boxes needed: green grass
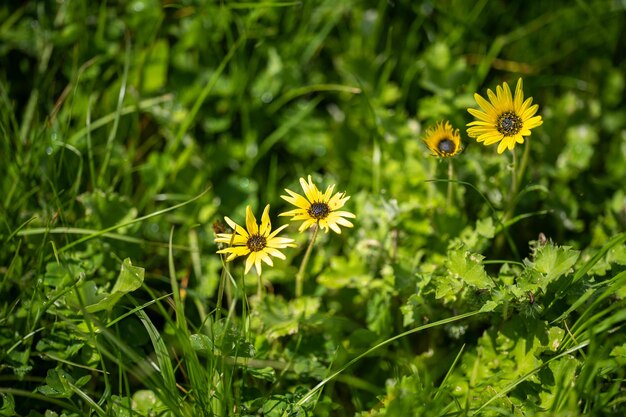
[1,1,626,416]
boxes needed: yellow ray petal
[245,252,256,274]
[474,93,497,114]
[514,78,524,112]
[245,206,258,236]
[260,204,271,236]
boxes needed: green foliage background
[1,0,625,416]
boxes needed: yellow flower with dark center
[422,121,462,157]
[467,78,543,154]
[215,205,296,275]
[280,175,355,234]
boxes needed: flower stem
[495,144,529,255]
[215,263,227,322]
[516,138,531,191]
[257,274,263,301]
[295,223,320,298]
[504,141,531,222]
[508,147,518,214]
[447,159,454,207]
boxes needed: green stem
[447,159,454,207]
[494,147,519,254]
[295,223,320,298]
[494,141,533,256]
[516,138,531,191]
[504,140,531,223]
[257,274,263,301]
[215,261,228,323]
[504,147,518,223]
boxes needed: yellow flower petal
[281,176,355,234]
[514,78,524,112]
[474,93,497,115]
[466,78,542,153]
[216,204,294,275]
[245,206,258,236]
[422,121,463,158]
[300,176,317,203]
[245,251,256,274]
[259,204,271,236]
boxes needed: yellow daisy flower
[467,78,543,154]
[422,121,462,157]
[280,175,356,234]
[215,205,296,275]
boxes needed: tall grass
[1,1,625,416]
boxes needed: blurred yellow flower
[467,78,543,154]
[215,205,296,275]
[280,175,355,234]
[422,121,462,157]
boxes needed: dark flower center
[308,202,330,219]
[437,138,456,155]
[247,234,267,252]
[497,111,522,136]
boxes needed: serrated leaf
[532,244,579,288]
[434,274,463,302]
[480,300,499,312]
[317,255,371,289]
[446,249,494,289]
[476,217,495,238]
[522,243,580,293]
[256,295,320,340]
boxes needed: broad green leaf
[317,255,372,290]
[37,369,75,399]
[523,243,579,293]
[480,300,499,312]
[539,355,579,410]
[189,334,214,352]
[607,244,626,265]
[255,296,320,341]
[476,217,495,238]
[446,249,494,289]
[131,390,159,414]
[0,393,16,417]
[610,345,626,357]
[548,326,565,352]
[533,244,579,281]
[74,258,144,313]
[434,273,463,302]
[110,395,133,417]
[111,258,144,294]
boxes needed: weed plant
[1,1,625,416]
